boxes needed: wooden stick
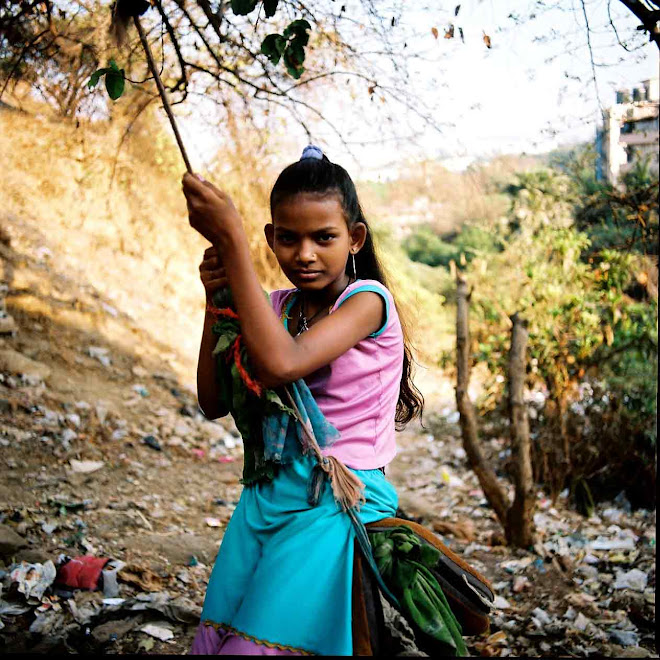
[133,15,193,173]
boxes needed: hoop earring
[352,252,357,279]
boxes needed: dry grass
[1,105,451,401]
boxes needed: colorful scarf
[207,287,340,485]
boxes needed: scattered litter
[10,561,57,601]
[56,556,109,590]
[142,435,161,451]
[69,459,104,474]
[102,559,126,598]
[573,612,590,631]
[41,522,58,535]
[65,413,81,428]
[132,384,149,397]
[591,535,636,551]
[88,346,111,367]
[132,365,149,378]
[205,517,223,528]
[492,595,511,610]
[609,629,640,647]
[531,607,551,626]
[613,568,648,592]
[512,576,529,593]
[60,428,77,449]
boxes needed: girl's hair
[270,154,425,430]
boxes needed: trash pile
[0,238,656,656]
[0,537,206,653]
[390,425,656,658]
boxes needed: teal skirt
[199,453,398,655]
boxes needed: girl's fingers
[199,263,226,276]
[206,279,228,290]
[199,257,223,270]
[200,270,227,283]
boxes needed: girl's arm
[196,245,230,419]
[197,307,225,419]
[182,174,385,389]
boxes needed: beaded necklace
[295,277,355,337]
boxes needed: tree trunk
[455,273,510,527]
[505,312,536,548]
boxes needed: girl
[184,146,424,656]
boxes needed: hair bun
[300,145,324,161]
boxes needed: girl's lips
[295,271,321,280]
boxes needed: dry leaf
[483,31,492,48]
[431,27,439,39]
[444,24,455,39]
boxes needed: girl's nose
[297,241,317,263]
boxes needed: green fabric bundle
[370,526,468,656]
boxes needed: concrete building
[596,77,659,185]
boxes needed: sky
[177,0,659,180]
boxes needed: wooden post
[455,272,510,527]
[505,312,536,547]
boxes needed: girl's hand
[182,173,244,245]
[200,245,228,302]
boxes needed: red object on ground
[56,556,110,590]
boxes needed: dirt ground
[0,213,656,656]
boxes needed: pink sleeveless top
[269,279,403,469]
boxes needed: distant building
[596,77,659,185]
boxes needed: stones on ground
[87,346,111,367]
[0,348,51,383]
[91,615,143,643]
[0,313,17,336]
[0,524,27,558]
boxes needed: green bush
[403,224,501,269]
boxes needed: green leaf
[283,19,311,39]
[87,68,109,89]
[212,333,236,356]
[108,58,120,72]
[263,0,279,18]
[261,33,286,65]
[283,43,305,78]
[231,0,259,15]
[105,69,125,100]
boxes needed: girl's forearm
[197,307,225,418]
[217,229,298,386]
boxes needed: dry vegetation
[1,102,453,394]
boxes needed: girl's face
[265,192,366,294]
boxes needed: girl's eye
[318,234,334,242]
